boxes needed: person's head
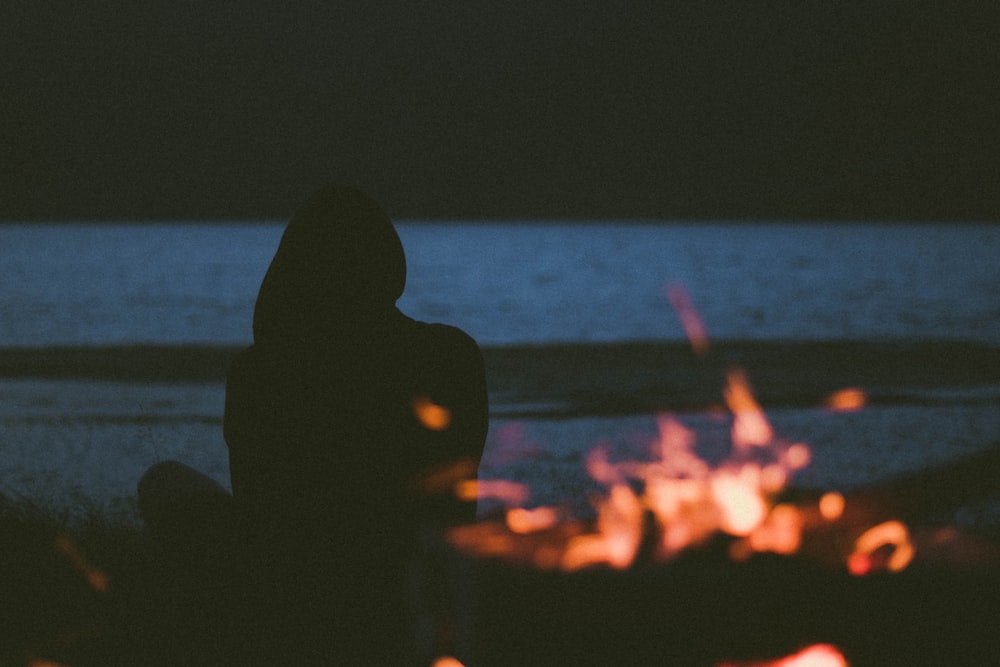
[253,185,406,343]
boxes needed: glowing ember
[783,443,811,470]
[825,387,867,412]
[848,520,915,575]
[819,491,846,521]
[413,394,452,431]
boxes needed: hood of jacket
[252,185,407,344]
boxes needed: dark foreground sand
[1,340,998,665]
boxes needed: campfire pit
[437,534,998,666]
[422,290,1000,666]
[428,409,1000,666]
[435,445,1000,666]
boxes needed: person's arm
[421,325,489,466]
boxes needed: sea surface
[1,221,998,520]
[2,221,998,347]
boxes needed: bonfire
[433,286,999,667]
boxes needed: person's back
[223,186,488,663]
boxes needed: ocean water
[1,221,998,347]
[1,221,999,518]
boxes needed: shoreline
[0,339,998,417]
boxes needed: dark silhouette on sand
[139,185,488,664]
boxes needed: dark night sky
[2,2,998,221]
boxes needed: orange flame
[415,458,479,497]
[506,506,560,534]
[825,387,867,412]
[782,443,811,471]
[456,479,530,506]
[550,367,821,568]
[818,491,845,521]
[716,643,848,667]
[562,483,644,571]
[413,394,452,430]
[453,288,915,577]
[746,504,805,556]
[711,468,768,536]
[667,284,711,356]
[724,369,774,449]
[848,520,915,575]
[431,657,466,667]
[773,643,848,667]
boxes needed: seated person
[141,185,488,664]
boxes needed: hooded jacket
[221,186,488,660]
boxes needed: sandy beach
[1,341,998,665]
[1,340,998,527]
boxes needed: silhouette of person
[139,185,488,664]
[224,185,488,662]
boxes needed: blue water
[1,221,998,347]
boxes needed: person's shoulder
[409,321,483,363]
[417,321,479,346]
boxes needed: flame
[506,506,560,534]
[451,288,916,577]
[413,394,452,430]
[782,444,811,471]
[562,484,644,570]
[458,355,912,573]
[724,369,774,449]
[431,657,466,667]
[711,469,768,536]
[848,520,915,575]
[552,369,817,568]
[457,479,530,506]
[716,643,848,667]
[825,387,867,412]
[666,283,710,356]
[773,643,848,667]
[818,491,845,521]
[746,504,805,556]
[416,458,479,495]
[54,534,110,593]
